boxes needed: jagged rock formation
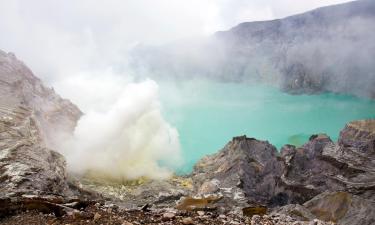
[191,136,282,208]
[131,0,375,98]
[280,120,375,204]
[190,119,375,224]
[0,50,81,148]
[0,105,68,197]
[338,119,375,151]
[0,50,83,199]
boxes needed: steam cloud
[59,79,182,180]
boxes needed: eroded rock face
[0,106,68,197]
[276,191,375,225]
[191,136,283,208]
[190,119,375,222]
[0,50,81,198]
[277,134,343,204]
[280,120,375,204]
[0,50,81,148]
[338,119,375,152]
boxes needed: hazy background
[0,0,353,93]
[0,0,356,179]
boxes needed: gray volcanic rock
[338,119,375,152]
[304,191,375,225]
[279,120,375,204]
[0,50,82,198]
[278,134,342,204]
[191,136,283,208]
[0,105,69,197]
[0,50,82,148]
[276,191,375,225]
[190,119,375,220]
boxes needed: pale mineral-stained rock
[0,50,82,198]
[0,50,81,148]
[176,195,223,211]
[0,105,69,197]
[181,217,194,225]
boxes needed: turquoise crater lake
[159,80,375,173]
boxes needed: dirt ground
[0,204,247,225]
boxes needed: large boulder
[191,135,283,208]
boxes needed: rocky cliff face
[0,50,81,148]
[0,50,81,198]
[189,119,375,224]
[131,0,375,98]
[0,105,68,197]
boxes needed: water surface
[159,80,375,173]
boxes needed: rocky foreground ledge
[186,119,375,225]
[1,51,375,224]
[3,116,374,225]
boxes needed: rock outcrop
[0,50,82,199]
[190,119,375,224]
[191,136,283,209]
[338,119,375,152]
[0,50,81,148]
[279,120,375,204]
[0,105,68,197]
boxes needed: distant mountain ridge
[130,0,375,98]
[220,0,375,40]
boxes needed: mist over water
[158,79,375,173]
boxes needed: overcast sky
[0,0,354,84]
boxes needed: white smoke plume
[59,79,182,180]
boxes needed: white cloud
[60,80,182,180]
